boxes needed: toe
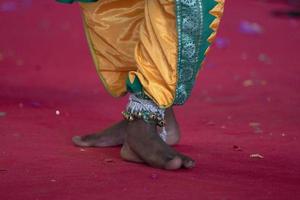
[179,154,196,168]
[183,159,195,168]
[164,156,183,170]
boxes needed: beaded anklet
[122,95,166,127]
[122,95,168,141]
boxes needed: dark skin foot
[159,108,181,145]
[72,107,180,147]
[120,119,195,170]
[72,120,127,147]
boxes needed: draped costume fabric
[58,0,225,108]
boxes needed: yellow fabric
[207,0,225,44]
[204,0,225,56]
[80,0,177,107]
[80,0,225,107]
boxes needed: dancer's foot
[72,120,127,147]
[72,108,180,147]
[120,119,195,170]
[160,107,181,145]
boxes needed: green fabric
[173,0,218,105]
[126,76,151,100]
[126,76,143,94]
[56,0,97,4]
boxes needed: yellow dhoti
[80,0,224,108]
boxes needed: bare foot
[72,107,180,147]
[159,108,181,145]
[121,119,195,170]
[72,120,127,147]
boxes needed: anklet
[122,94,166,127]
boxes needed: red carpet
[1,0,300,199]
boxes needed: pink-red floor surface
[1,0,300,199]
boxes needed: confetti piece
[0,1,32,12]
[206,121,216,126]
[80,148,86,152]
[250,154,264,159]
[258,53,272,64]
[0,112,6,117]
[55,110,60,115]
[0,2,17,12]
[50,179,56,182]
[253,129,263,134]
[239,20,263,35]
[249,122,260,127]
[249,122,263,134]
[233,145,242,151]
[243,80,254,87]
[150,173,159,180]
[258,53,267,61]
[215,37,230,49]
[104,158,114,163]
[221,125,227,129]
[260,80,267,86]
[29,101,41,108]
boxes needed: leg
[74,0,180,148]
[72,0,141,147]
[76,0,224,170]
[120,0,194,169]
[120,0,225,169]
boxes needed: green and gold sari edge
[174,0,219,105]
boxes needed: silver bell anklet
[122,94,168,141]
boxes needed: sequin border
[174,0,218,105]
